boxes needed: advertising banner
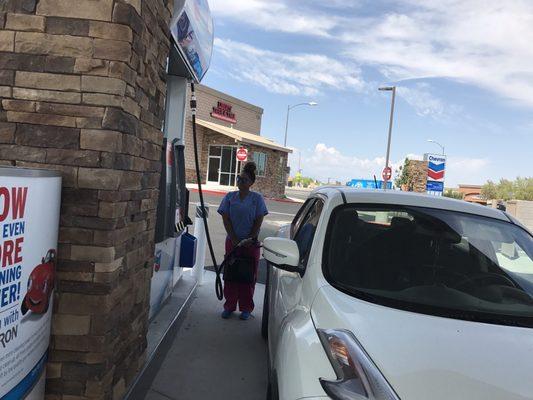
[170,0,214,82]
[424,154,446,196]
[347,179,392,190]
[0,168,61,400]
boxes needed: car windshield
[324,204,533,327]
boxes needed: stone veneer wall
[406,160,429,193]
[0,0,173,398]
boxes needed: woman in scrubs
[217,162,268,320]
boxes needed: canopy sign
[170,0,214,82]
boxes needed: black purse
[223,256,255,284]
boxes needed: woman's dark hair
[242,161,257,184]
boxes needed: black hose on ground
[190,82,224,300]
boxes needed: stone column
[0,0,173,398]
[406,160,429,192]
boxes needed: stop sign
[382,166,392,181]
[236,147,248,162]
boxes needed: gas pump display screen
[171,0,214,81]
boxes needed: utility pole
[378,86,396,190]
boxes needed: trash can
[0,167,61,400]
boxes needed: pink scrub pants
[223,238,260,313]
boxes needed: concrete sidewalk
[134,271,268,400]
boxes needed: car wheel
[261,263,270,340]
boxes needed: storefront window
[207,145,242,186]
[254,152,267,176]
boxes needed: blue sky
[203,0,533,186]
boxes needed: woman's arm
[222,213,239,246]
[249,215,264,240]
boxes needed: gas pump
[149,0,214,319]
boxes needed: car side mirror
[263,237,301,274]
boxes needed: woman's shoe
[240,311,251,320]
[221,310,233,319]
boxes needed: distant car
[262,188,533,400]
[21,249,56,316]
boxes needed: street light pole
[379,86,396,189]
[427,139,445,155]
[283,102,318,147]
[284,105,290,148]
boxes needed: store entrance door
[207,145,242,187]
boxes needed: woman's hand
[238,238,254,248]
[230,235,240,247]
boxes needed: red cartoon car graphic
[21,249,56,316]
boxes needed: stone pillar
[0,0,173,398]
[406,160,429,193]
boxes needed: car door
[268,197,324,354]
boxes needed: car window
[291,198,315,239]
[323,204,533,328]
[293,199,324,268]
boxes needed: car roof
[311,186,509,221]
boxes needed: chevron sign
[425,154,446,183]
[424,153,446,196]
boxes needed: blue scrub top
[217,191,269,240]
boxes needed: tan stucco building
[184,85,291,198]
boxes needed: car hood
[311,285,533,400]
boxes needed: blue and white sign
[424,153,446,196]
[426,181,444,196]
[171,0,214,82]
[347,179,392,190]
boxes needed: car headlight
[317,329,400,400]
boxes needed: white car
[262,187,533,400]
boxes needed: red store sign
[211,101,237,124]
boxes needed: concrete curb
[188,188,302,204]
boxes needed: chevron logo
[428,161,445,172]
[428,169,445,180]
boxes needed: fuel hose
[190,82,224,300]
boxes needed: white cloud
[342,1,533,107]
[291,143,388,183]
[209,0,339,37]
[396,84,446,118]
[211,0,533,108]
[447,157,490,185]
[290,144,490,186]
[214,38,365,96]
